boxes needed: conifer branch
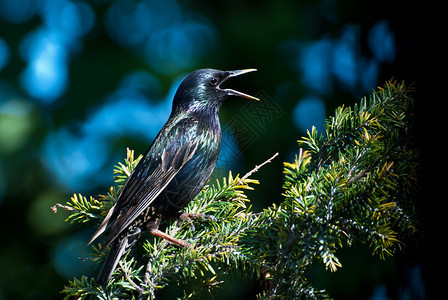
[55,81,420,299]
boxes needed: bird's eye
[209,77,219,86]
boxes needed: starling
[88,68,258,285]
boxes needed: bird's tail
[96,228,141,285]
[96,237,129,285]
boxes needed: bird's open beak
[218,69,259,101]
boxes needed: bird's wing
[88,120,200,247]
[109,137,199,240]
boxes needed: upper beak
[218,69,259,101]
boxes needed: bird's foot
[148,228,189,248]
[177,212,217,232]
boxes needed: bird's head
[172,68,258,114]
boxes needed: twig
[238,152,279,184]
[51,203,75,213]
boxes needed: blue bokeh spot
[368,20,395,63]
[293,95,326,133]
[20,28,69,103]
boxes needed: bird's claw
[178,212,217,232]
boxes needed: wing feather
[89,127,200,248]
[106,137,199,247]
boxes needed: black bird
[88,68,258,285]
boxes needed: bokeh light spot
[293,95,326,133]
[41,0,95,38]
[299,39,332,93]
[332,25,357,90]
[368,20,395,63]
[0,99,34,154]
[105,0,152,46]
[53,231,95,279]
[20,28,69,103]
[27,191,70,237]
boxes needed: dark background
[0,0,431,299]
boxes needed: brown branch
[238,152,279,184]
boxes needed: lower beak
[218,69,259,101]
